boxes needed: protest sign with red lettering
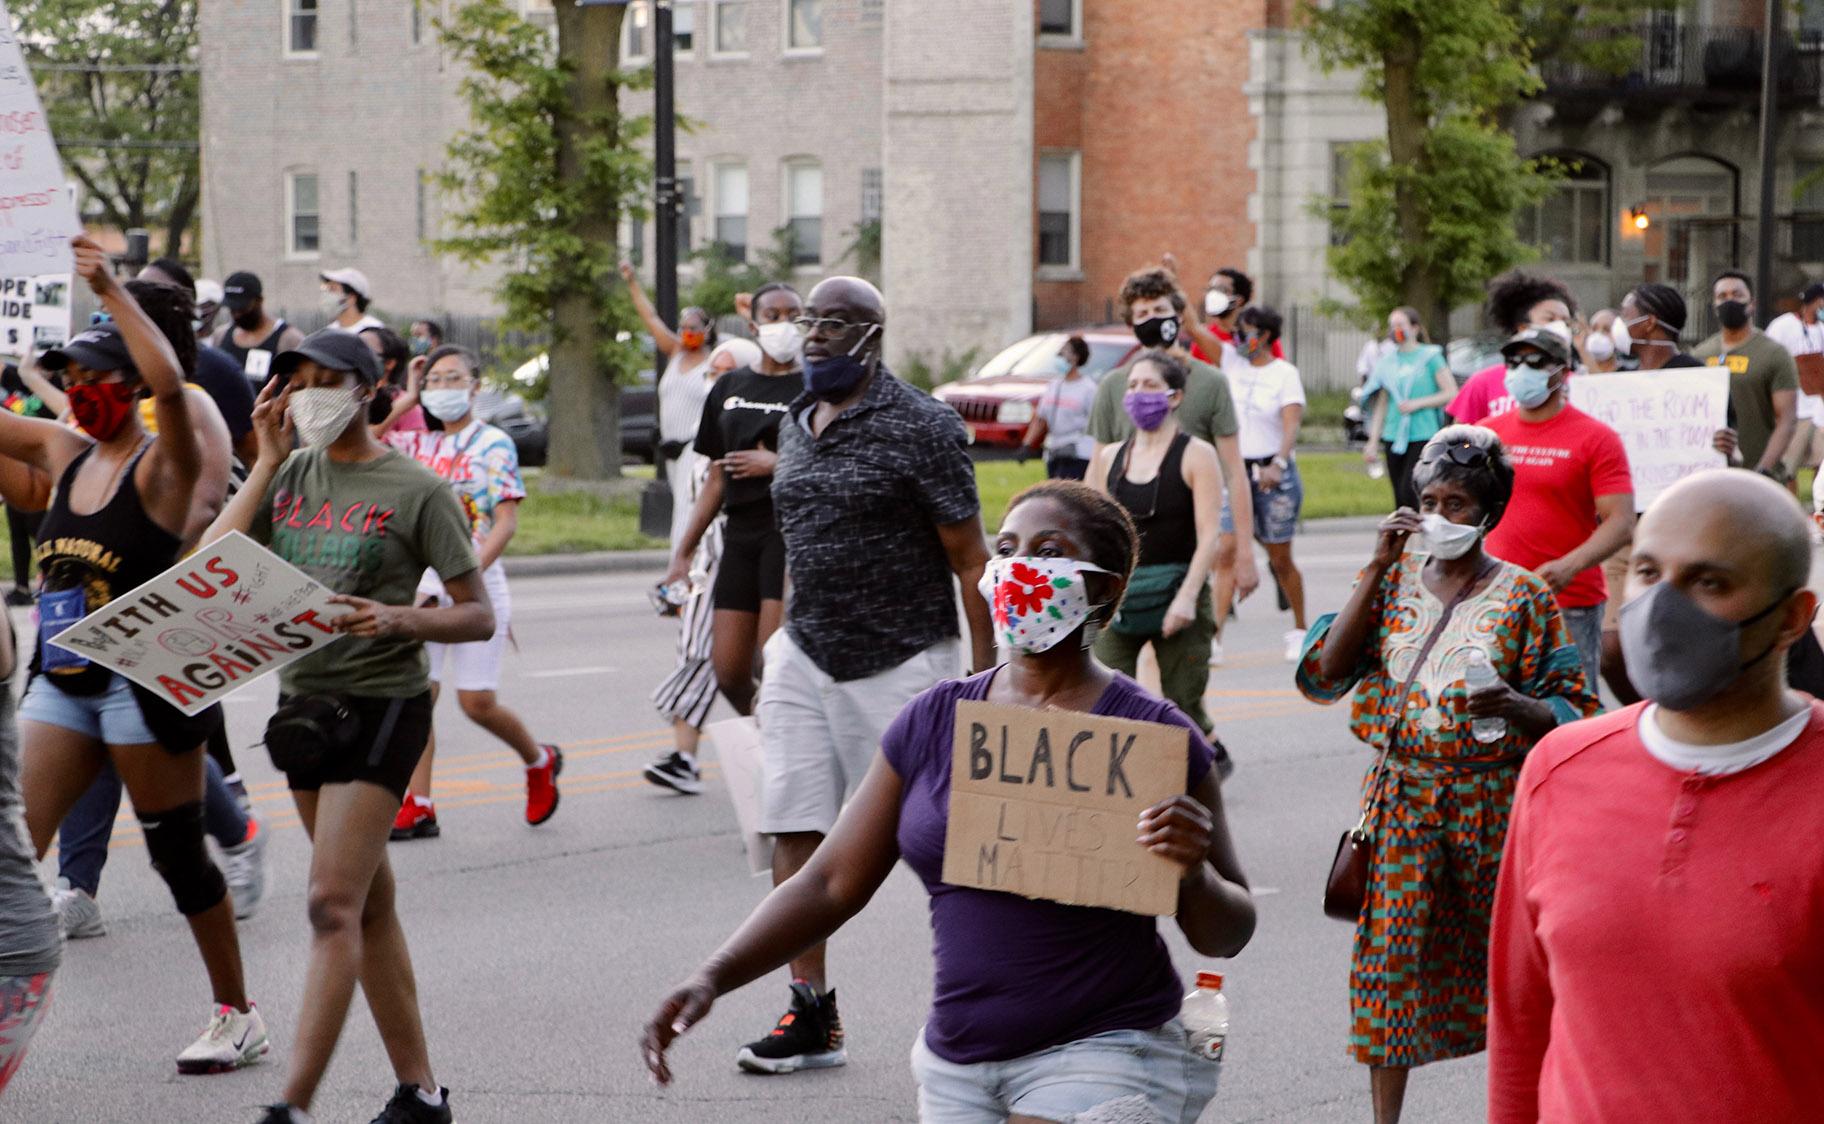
[48,532,353,716]
[0,4,77,277]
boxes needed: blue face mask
[804,323,881,402]
[1048,355,1070,376]
[1503,364,1556,410]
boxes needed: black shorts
[272,690,434,800]
[713,505,787,614]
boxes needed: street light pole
[1755,0,1781,324]
[653,0,679,331]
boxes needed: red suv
[931,327,1140,448]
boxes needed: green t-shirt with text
[1693,328,1799,470]
[1087,353,1239,448]
[252,447,478,697]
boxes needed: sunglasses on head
[1419,440,1491,468]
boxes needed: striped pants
[651,514,724,729]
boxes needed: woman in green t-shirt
[205,329,493,1124]
[1363,307,1457,510]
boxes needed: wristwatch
[1270,455,1290,470]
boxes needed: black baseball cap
[40,323,135,375]
[222,271,263,311]
[272,328,382,385]
[1501,324,1575,368]
[1802,281,1824,304]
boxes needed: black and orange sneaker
[735,980,847,1074]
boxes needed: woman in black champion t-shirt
[664,284,805,715]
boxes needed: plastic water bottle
[1182,971,1230,1063]
[1465,649,1506,744]
[1366,457,1386,480]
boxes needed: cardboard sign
[0,7,78,277]
[941,699,1188,917]
[1568,368,1728,508]
[47,532,352,716]
[707,716,773,877]
[0,271,69,354]
[1797,352,1824,398]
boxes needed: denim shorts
[910,1021,1220,1124]
[19,673,156,746]
[1221,460,1303,544]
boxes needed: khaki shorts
[1784,417,1824,475]
[1602,547,1631,632]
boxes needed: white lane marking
[524,665,619,679]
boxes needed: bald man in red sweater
[1488,469,1824,1123]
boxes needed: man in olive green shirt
[1088,266,1260,604]
[1696,269,1799,477]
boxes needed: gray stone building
[198,0,1034,366]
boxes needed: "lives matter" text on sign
[940,699,1188,917]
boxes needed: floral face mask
[977,556,1112,655]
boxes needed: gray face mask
[1618,580,1792,711]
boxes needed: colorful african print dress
[1296,554,1596,1067]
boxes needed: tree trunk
[1382,26,1448,336]
[548,0,622,482]
[163,170,199,259]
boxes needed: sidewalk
[499,514,1389,579]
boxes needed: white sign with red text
[0,5,77,276]
[48,532,353,716]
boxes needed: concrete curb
[500,515,1386,578]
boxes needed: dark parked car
[472,387,548,468]
[930,327,1139,448]
[509,352,659,465]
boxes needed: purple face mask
[1124,390,1172,431]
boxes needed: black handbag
[264,694,361,776]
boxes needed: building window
[859,0,883,26]
[626,216,645,268]
[415,168,428,242]
[1328,141,1362,246]
[1519,154,1609,265]
[677,170,696,260]
[287,0,318,55]
[1038,0,1079,39]
[1793,159,1824,261]
[287,172,320,257]
[786,0,823,51]
[674,3,696,53]
[348,170,358,247]
[860,168,883,224]
[785,161,823,265]
[712,0,748,56]
[1037,151,1079,270]
[623,2,650,62]
[712,163,749,261]
[412,1,424,45]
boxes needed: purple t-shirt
[882,668,1217,1065]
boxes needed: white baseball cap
[319,267,372,299]
[195,279,224,306]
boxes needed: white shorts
[757,629,961,835]
[421,563,512,693]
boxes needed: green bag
[1111,562,1190,637]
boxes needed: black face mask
[232,308,261,331]
[1716,300,1751,330]
[1134,315,1179,349]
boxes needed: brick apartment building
[197,2,1262,368]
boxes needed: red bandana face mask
[67,380,139,441]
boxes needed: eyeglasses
[791,316,867,338]
[1506,351,1559,371]
[1419,440,1491,468]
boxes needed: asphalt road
[4,520,1490,1124]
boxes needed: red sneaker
[390,795,439,841]
[526,744,562,825]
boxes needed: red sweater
[1489,703,1824,1123]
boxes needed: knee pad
[139,801,226,916]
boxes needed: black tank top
[1108,432,1197,566]
[218,320,289,382]
[33,442,181,691]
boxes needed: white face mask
[1204,291,1231,318]
[288,385,363,448]
[755,320,804,365]
[319,290,348,319]
[1420,512,1484,560]
[977,556,1111,655]
[1610,315,1643,357]
[1583,331,1616,362]
[421,388,473,423]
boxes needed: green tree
[14,0,199,257]
[437,0,650,482]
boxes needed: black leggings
[1382,441,1422,511]
[207,722,237,778]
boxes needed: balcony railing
[1540,24,1823,104]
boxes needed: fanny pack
[1111,562,1190,637]
[264,694,362,776]
[658,440,690,461]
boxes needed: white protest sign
[1569,368,1729,507]
[707,716,772,876]
[48,532,353,716]
[0,5,77,277]
[941,700,1188,916]
[0,271,69,354]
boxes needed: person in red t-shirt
[1481,324,1634,688]
[1489,470,1824,1124]
[1169,263,1286,365]
[1447,271,1576,425]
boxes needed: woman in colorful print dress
[1294,425,1596,1124]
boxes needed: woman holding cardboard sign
[1295,425,1597,1124]
[0,235,268,1076]
[644,480,1255,1122]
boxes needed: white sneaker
[176,1002,270,1074]
[1208,636,1224,668]
[51,876,105,939]
[1284,628,1307,663]
[221,816,267,921]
